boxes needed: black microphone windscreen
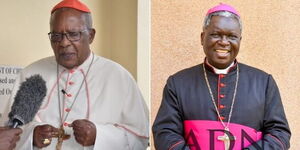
[8,74,47,127]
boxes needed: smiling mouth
[216,49,230,53]
[215,49,231,57]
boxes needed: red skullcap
[51,0,91,14]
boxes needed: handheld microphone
[7,74,47,128]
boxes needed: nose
[59,34,71,47]
[218,35,230,46]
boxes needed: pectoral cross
[56,125,70,150]
[217,128,236,150]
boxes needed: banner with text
[0,65,22,125]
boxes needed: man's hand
[0,127,22,150]
[70,119,96,146]
[33,124,59,148]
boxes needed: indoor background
[152,0,300,149]
[0,0,150,105]
[0,0,137,77]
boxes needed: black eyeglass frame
[47,29,89,42]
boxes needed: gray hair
[203,11,242,31]
[50,8,93,30]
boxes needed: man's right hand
[0,127,22,150]
[33,124,59,148]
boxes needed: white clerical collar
[206,60,234,74]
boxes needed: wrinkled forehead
[50,8,86,31]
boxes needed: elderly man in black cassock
[152,3,291,150]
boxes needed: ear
[201,32,204,46]
[88,28,96,44]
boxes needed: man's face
[50,9,95,69]
[201,15,241,69]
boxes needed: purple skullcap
[206,3,240,17]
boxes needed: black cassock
[153,61,290,150]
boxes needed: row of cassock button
[63,69,76,127]
[219,74,226,121]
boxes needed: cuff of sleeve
[15,122,43,150]
[93,123,129,149]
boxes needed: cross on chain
[217,128,236,150]
[56,125,70,150]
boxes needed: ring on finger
[42,138,51,145]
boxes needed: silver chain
[202,63,239,130]
[57,53,94,124]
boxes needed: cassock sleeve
[152,76,190,150]
[246,75,291,150]
[92,71,149,150]
[93,124,148,149]
[15,121,43,150]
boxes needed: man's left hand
[69,119,96,146]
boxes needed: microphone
[7,74,47,128]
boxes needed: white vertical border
[137,0,150,108]
[137,1,151,148]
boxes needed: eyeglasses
[48,30,87,42]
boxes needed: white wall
[0,0,150,108]
[0,0,138,79]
